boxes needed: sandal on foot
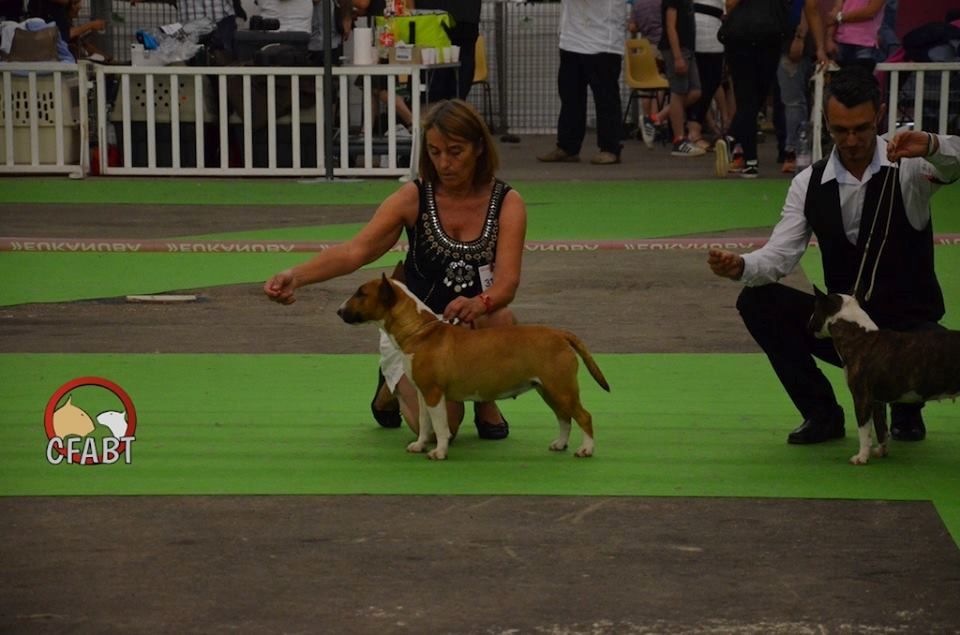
[473,404,509,440]
[371,370,402,428]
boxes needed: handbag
[717,0,789,45]
[6,26,59,62]
[375,12,453,49]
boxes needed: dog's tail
[565,333,610,392]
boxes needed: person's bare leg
[377,91,413,128]
[394,375,464,438]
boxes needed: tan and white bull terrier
[337,274,610,460]
[809,287,960,465]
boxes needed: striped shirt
[178,0,235,25]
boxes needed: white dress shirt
[741,134,960,286]
[559,0,626,56]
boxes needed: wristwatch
[835,11,844,25]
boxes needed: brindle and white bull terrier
[809,287,960,464]
[337,274,610,460]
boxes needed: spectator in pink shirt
[825,0,886,64]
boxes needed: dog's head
[808,286,878,338]
[337,274,399,325]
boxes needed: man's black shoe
[891,410,926,441]
[787,408,845,444]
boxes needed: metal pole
[494,0,509,136]
[322,0,334,179]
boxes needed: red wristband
[478,293,493,314]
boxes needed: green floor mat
[2,353,958,544]
[5,178,959,237]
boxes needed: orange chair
[471,34,494,126]
[622,37,669,134]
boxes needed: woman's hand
[264,270,298,305]
[674,54,688,76]
[443,295,487,324]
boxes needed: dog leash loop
[852,157,899,302]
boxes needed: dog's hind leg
[549,417,572,453]
[537,386,571,453]
[538,386,594,458]
[570,405,595,458]
[871,402,889,459]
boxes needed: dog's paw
[574,446,593,458]
[427,448,447,461]
[406,441,427,454]
[548,440,568,452]
[849,452,870,465]
[871,444,889,458]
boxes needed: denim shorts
[661,48,701,95]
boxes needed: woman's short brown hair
[418,99,499,187]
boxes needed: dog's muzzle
[337,306,360,323]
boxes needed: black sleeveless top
[804,159,944,329]
[403,178,511,314]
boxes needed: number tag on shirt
[478,264,494,291]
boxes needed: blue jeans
[777,55,810,152]
[836,43,877,65]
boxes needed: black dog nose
[336,307,344,317]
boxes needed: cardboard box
[388,44,420,64]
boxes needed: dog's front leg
[850,396,874,465]
[406,391,432,454]
[424,397,451,461]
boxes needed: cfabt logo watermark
[44,377,137,465]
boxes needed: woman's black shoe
[371,370,402,428]
[473,404,509,440]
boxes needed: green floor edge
[2,353,958,546]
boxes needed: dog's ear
[378,274,397,307]
[813,285,826,299]
[390,261,406,283]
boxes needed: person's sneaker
[714,138,729,177]
[782,151,797,174]
[740,160,759,178]
[640,116,656,149]
[671,139,706,157]
[537,147,580,163]
[590,151,621,165]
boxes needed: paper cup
[449,45,460,63]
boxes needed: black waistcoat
[803,158,944,329]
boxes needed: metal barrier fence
[74,0,574,133]
[95,63,420,177]
[2,56,957,177]
[812,62,960,161]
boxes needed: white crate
[110,73,215,123]
[0,75,80,164]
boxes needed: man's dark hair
[826,63,881,111]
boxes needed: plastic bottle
[796,121,812,170]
